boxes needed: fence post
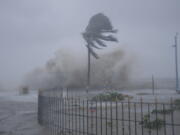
[116,101,118,135]
[170,98,175,135]
[155,97,159,135]
[121,102,125,135]
[140,97,144,135]
[37,90,41,124]
[134,103,137,135]
[128,98,131,135]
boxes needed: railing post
[140,98,144,135]
[37,90,41,124]
[170,98,175,135]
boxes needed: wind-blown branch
[86,45,99,59]
[94,39,107,47]
[97,35,118,42]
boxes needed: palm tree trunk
[87,44,91,88]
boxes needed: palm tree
[82,13,118,89]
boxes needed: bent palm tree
[82,13,118,88]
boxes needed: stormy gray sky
[0,0,179,90]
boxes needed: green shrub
[174,99,180,110]
[140,114,165,130]
[107,121,113,127]
[91,92,130,101]
[151,108,174,114]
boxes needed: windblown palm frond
[94,39,107,47]
[83,13,118,59]
[86,45,99,59]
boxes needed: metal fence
[38,90,180,135]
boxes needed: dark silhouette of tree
[82,13,118,88]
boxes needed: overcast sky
[0,0,179,89]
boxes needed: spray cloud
[24,47,133,90]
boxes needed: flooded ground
[0,91,50,135]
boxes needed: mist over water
[24,47,133,90]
